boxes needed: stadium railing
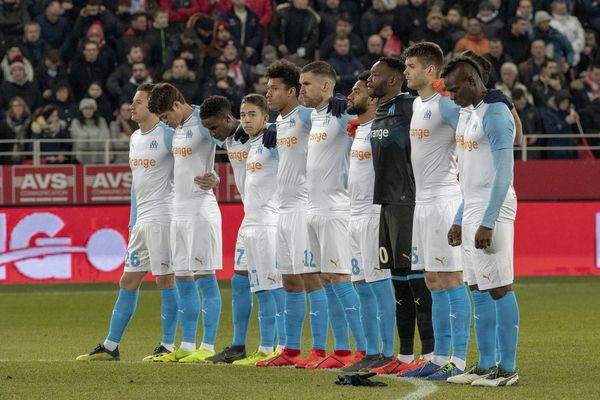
[518,133,600,161]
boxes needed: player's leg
[271,287,286,351]
[193,271,220,358]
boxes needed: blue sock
[431,289,451,360]
[256,290,276,348]
[271,288,286,348]
[308,288,328,350]
[332,281,366,351]
[176,280,200,344]
[324,284,350,351]
[196,275,221,346]
[447,285,471,363]
[231,273,252,346]
[495,291,519,372]
[471,290,496,369]
[370,279,396,357]
[355,283,378,355]
[160,287,178,346]
[284,291,306,350]
[106,288,139,344]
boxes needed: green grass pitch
[1,276,599,400]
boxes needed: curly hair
[377,56,406,76]
[241,94,269,115]
[460,50,492,84]
[147,83,185,115]
[440,52,488,82]
[266,59,301,96]
[200,95,232,120]
[357,70,370,82]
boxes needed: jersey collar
[281,105,300,120]
[140,121,161,135]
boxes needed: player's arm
[483,89,522,145]
[439,95,460,130]
[511,108,523,146]
[128,183,137,231]
[194,170,219,190]
[448,200,463,247]
[476,103,515,249]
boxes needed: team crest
[257,144,264,154]
[289,118,296,127]
[186,130,193,139]
[324,116,331,125]
[423,109,432,120]
[149,140,159,149]
[388,104,396,115]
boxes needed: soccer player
[398,42,472,380]
[443,54,520,387]
[147,83,222,363]
[299,61,367,369]
[341,71,397,372]
[76,84,179,362]
[366,57,435,375]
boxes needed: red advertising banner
[83,165,132,203]
[10,165,76,204]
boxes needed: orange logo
[456,135,479,151]
[309,132,327,142]
[410,128,430,139]
[351,149,371,161]
[173,146,193,157]
[276,136,298,147]
[129,158,157,168]
[229,151,248,161]
[246,162,263,172]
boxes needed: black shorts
[379,204,415,270]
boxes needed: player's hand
[484,89,514,110]
[346,118,360,138]
[474,226,493,249]
[447,224,462,247]
[233,124,249,144]
[262,124,277,148]
[328,93,347,117]
[194,173,218,190]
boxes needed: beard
[347,102,367,116]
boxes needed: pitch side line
[381,375,438,400]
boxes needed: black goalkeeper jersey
[370,93,416,206]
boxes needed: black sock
[408,275,434,355]
[392,272,416,355]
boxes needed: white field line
[381,375,438,400]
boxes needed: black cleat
[143,345,172,361]
[76,344,120,361]
[341,354,386,373]
[205,346,247,364]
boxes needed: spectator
[245,0,273,31]
[270,0,320,61]
[417,9,452,56]
[219,41,251,91]
[550,0,585,66]
[360,34,384,70]
[572,63,600,109]
[35,1,71,58]
[446,5,466,48]
[201,61,244,117]
[30,104,69,164]
[36,49,68,103]
[72,0,118,50]
[69,41,111,100]
[113,0,133,36]
[119,62,153,104]
[485,38,512,88]
[221,0,264,65]
[454,18,490,55]
[254,44,278,76]
[191,14,214,49]
[0,59,43,116]
[320,14,365,60]
[581,0,600,40]
[70,98,111,164]
[503,16,531,65]
[21,21,46,68]
[109,101,135,164]
[579,96,600,158]
[518,39,550,86]
[147,8,177,73]
[513,88,544,160]
[85,21,118,72]
[162,58,201,104]
[52,82,78,125]
[496,62,534,104]
[319,0,344,39]
[106,44,145,103]
[252,73,268,96]
[0,97,31,164]
[0,0,30,45]
[381,24,401,57]
[393,0,428,46]
[326,36,363,96]
[543,90,579,159]
[532,11,574,69]
[476,1,503,39]
[206,23,237,67]
[516,0,535,35]
[360,0,394,40]
[118,12,159,69]
[576,29,599,76]
[87,81,114,123]
[1,47,34,83]
[159,0,202,25]
[531,60,568,107]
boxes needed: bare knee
[283,274,305,292]
[155,274,175,289]
[119,272,145,291]
[303,273,323,292]
[438,271,464,290]
[327,273,350,284]
[488,284,512,300]
[424,271,441,291]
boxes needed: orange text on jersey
[277,136,298,147]
[229,151,248,161]
[456,135,479,151]
[351,149,372,161]
[309,132,327,142]
[129,158,157,168]
[246,161,262,172]
[410,128,430,139]
[173,146,193,157]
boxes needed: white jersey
[461,101,517,225]
[172,106,219,216]
[224,129,250,201]
[306,105,354,215]
[348,120,380,216]
[276,105,312,213]
[129,121,174,225]
[244,134,279,225]
[410,93,462,204]
[455,105,473,180]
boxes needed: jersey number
[411,247,419,265]
[125,251,140,268]
[379,247,389,264]
[236,248,245,266]
[249,269,259,288]
[303,250,316,268]
[351,258,361,276]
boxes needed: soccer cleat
[399,360,442,378]
[206,346,247,364]
[341,353,382,372]
[397,357,427,376]
[447,364,493,384]
[307,350,354,369]
[232,351,269,366]
[256,348,302,367]
[370,358,412,375]
[178,348,215,363]
[471,366,519,387]
[345,350,366,367]
[361,355,395,372]
[294,349,326,369]
[153,347,192,362]
[426,362,464,381]
[142,345,171,362]
[76,344,119,361]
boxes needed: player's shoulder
[482,101,512,120]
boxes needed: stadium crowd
[0,0,598,163]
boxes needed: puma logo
[195,257,205,265]
[267,276,276,283]
[161,262,169,267]
[435,257,445,265]
[396,300,403,306]
[482,274,491,281]
[402,253,411,261]
[414,298,421,306]
[329,259,339,268]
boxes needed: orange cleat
[396,357,427,376]
[294,349,326,369]
[307,350,354,369]
[370,358,411,375]
[256,348,301,367]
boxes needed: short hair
[509,16,526,25]
[335,35,349,43]
[137,83,154,94]
[441,52,489,83]
[301,61,337,82]
[461,51,491,83]
[88,0,102,6]
[154,8,168,16]
[266,59,301,95]
[403,42,445,70]
[512,88,525,99]
[448,4,463,15]
[132,61,146,69]
[377,56,406,75]
[148,83,185,115]
[128,44,142,54]
[131,11,147,20]
[357,71,371,82]
[241,94,269,115]
[500,62,518,75]
[338,13,353,24]
[489,37,502,44]
[83,40,99,49]
[200,95,232,120]
[24,21,40,29]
